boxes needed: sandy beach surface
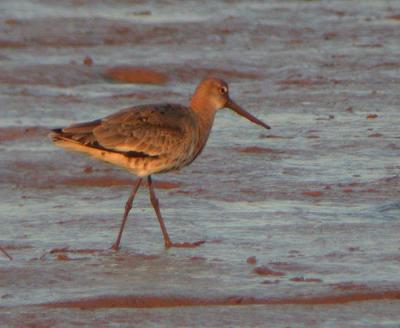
[1,0,400,326]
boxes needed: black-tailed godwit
[50,78,270,249]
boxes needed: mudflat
[1,1,399,326]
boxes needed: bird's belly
[127,153,194,177]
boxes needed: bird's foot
[110,243,120,251]
[166,240,205,248]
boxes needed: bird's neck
[189,100,217,156]
[197,110,215,147]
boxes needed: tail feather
[49,119,101,145]
[49,126,107,160]
[62,119,101,134]
[49,119,155,176]
[49,125,140,174]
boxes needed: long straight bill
[226,99,270,130]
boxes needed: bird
[49,77,270,250]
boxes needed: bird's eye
[220,86,228,95]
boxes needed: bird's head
[190,77,270,130]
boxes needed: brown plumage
[50,78,270,249]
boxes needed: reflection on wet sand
[1,0,400,326]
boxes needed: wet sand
[1,0,400,326]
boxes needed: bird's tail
[49,119,101,144]
[49,119,103,154]
[49,123,139,174]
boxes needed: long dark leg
[0,246,12,260]
[111,177,142,250]
[147,175,205,248]
[147,175,173,248]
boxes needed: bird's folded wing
[93,105,192,157]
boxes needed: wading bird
[50,78,270,249]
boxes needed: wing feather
[94,104,194,157]
[53,104,196,160]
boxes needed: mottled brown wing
[57,119,101,145]
[91,104,194,157]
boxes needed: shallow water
[1,0,400,326]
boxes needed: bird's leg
[111,177,142,251]
[0,246,12,260]
[147,175,173,248]
[147,175,205,248]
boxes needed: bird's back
[50,104,201,177]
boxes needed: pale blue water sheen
[1,0,400,326]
